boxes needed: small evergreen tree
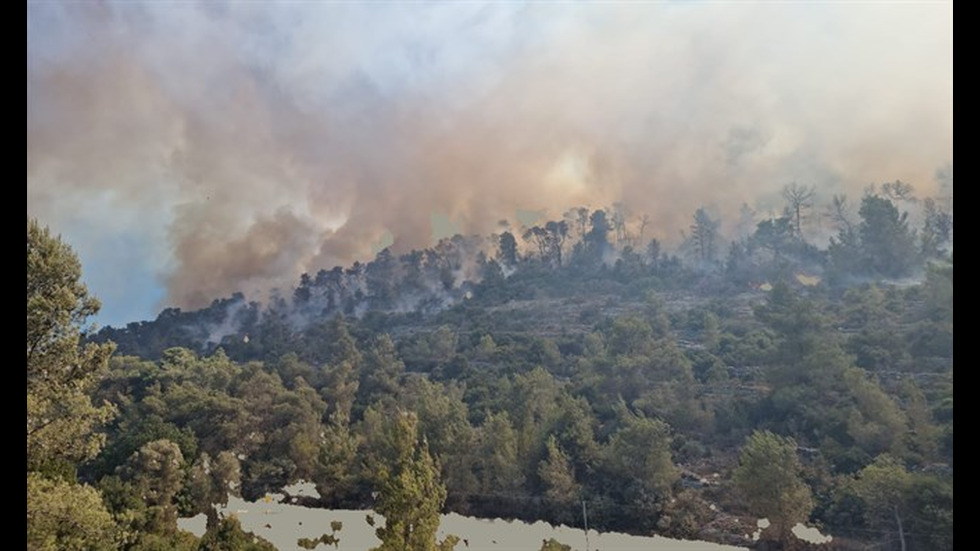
[372,412,448,551]
[733,430,814,544]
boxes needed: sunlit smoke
[27,1,952,314]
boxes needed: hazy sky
[27,1,952,327]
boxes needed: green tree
[475,334,498,361]
[367,248,399,308]
[475,412,525,494]
[594,407,678,531]
[428,325,458,364]
[843,369,907,459]
[752,216,796,260]
[498,231,518,267]
[538,435,579,505]
[851,454,914,551]
[183,451,241,529]
[399,377,477,498]
[317,317,363,422]
[689,207,720,267]
[358,334,406,412]
[578,209,611,265]
[371,412,448,551]
[858,194,918,278]
[605,315,656,357]
[27,219,115,475]
[234,366,327,497]
[920,197,952,258]
[27,219,120,548]
[603,413,677,497]
[27,472,116,551]
[827,226,862,281]
[905,473,953,551]
[507,368,566,478]
[119,439,186,534]
[315,411,359,503]
[733,430,814,544]
[523,221,569,267]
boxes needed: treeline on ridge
[30,180,952,550]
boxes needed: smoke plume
[27,2,952,316]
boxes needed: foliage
[858,194,918,278]
[297,520,342,549]
[689,207,720,267]
[850,455,911,527]
[474,412,525,494]
[830,193,918,280]
[27,219,116,475]
[603,411,678,497]
[182,450,241,526]
[371,412,448,551]
[539,538,572,551]
[537,435,580,523]
[733,430,814,543]
[27,472,116,551]
[27,220,126,549]
[56,194,953,548]
[846,454,953,550]
[198,515,276,551]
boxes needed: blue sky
[27,1,952,328]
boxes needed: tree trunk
[206,506,219,530]
[894,505,906,551]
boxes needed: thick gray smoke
[27,2,952,314]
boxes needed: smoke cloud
[27,2,952,317]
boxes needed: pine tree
[26,219,118,548]
[733,430,814,544]
[372,412,448,551]
[27,219,115,475]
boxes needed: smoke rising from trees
[27,1,952,314]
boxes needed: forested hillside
[32,186,952,550]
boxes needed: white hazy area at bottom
[178,482,753,551]
[791,524,833,544]
[750,518,833,545]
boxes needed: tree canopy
[371,412,448,551]
[29,187,953,550]
[27,219,115,475]
[733,430,814,543]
